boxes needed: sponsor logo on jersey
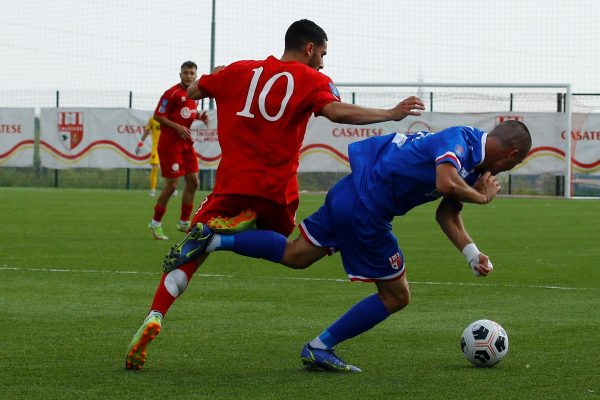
[460,168,470,178]
[57,111,84,150]
[171,163,180,172]
[454,144,465,157]
[329,83,340,100]
[180,107,192,119]
[392,132,408,147]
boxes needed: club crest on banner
[58,111,84,150]
[496,115,523,124]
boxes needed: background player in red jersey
[126,20,425,370]
[147,61,208,240]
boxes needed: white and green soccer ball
[461,319,509,367]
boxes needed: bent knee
[380,290,410,314]
[279,236,328,270]
[164,269,189,297]
[188,180,199,191]
[281,257,312,269]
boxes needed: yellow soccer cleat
[125,314,162,371]
[207,209,257,233]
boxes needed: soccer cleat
[177,220,191,232]
[125,314,162,370]
[207,209,257,233]
[149,189,156,197]
[148,222,168,240]
[162,222,214,273]
[300,343,362,373]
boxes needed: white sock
[150,219,161,226]
[146,310,163,321]
[205,234,221,252]
[309,337,328,350]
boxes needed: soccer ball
[460,319,509,367]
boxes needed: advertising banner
[36,109,600,176]
[39,108,218,169]
[301,112,600,176]
[0,108,35,167]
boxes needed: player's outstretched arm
[136,128,150,155]
[320,96,425,125]
[140,129,150,143]
[435,197,473,251]
[435,198,493,277]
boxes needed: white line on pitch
[0,266,233,278]
[2,265,599,292]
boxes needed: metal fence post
[126,91,132,189]
[55,90,60,188]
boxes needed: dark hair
[494,120,532,154]
[284,19,328,51]
[181,61,197,70]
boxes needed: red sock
[149,261,199,316]
[153,204,167,222]
[180,203,194,221]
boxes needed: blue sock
[213,230,286,263]
[317,294,390,349]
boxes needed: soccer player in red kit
[126,19,425,370]
[148,61,208,240]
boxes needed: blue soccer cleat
[300,343,362,372]
[162,223,214,273]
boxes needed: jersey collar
[476,131,488,167]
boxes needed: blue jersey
[348,126,487,221]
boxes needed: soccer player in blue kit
[163,119,532,372]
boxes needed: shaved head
[481,120,532,175]
[489,120,532,156]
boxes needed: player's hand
[198,110,208,127]
[212,65,226,74]
[176,125,193,142]
[390,96,426,120]
[469,253,494,277]
[474,171,501,203]
[135,141,143,156]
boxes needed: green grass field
[0,187,598,400]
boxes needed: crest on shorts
[388,252,403,270]
[58,111,84,150]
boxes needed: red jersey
[155,83,199,152]
[198,56,340,204]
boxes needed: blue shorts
[299,175,405,282]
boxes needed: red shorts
[158,147,198,178]
[191,193,299,237]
